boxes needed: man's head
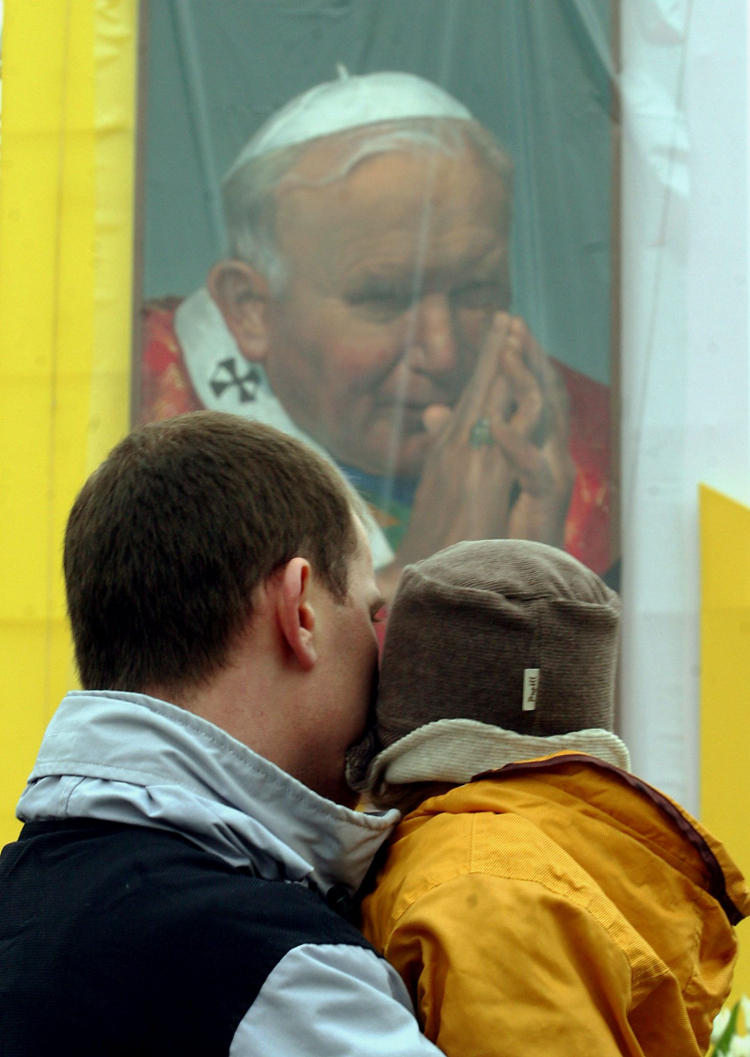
[209,72,513,479]
[65,412,364,692]
[347,539,621,795]
[65,413,386,804]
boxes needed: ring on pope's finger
[469,417,495,449]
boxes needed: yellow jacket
[361,753,750,1057]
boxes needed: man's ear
[275,557,317,671]
[207,260,270,363]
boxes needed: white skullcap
[224,69,473,181]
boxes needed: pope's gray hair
[221,117,514,296]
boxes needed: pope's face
[264,142,511,478]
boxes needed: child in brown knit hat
[348,539,749,1057]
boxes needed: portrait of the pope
[140,70,612,595]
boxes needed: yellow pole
[0,0,137,844]
[700,483,750,1001]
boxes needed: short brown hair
[64,412,360,691]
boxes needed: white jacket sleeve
[229,942,444,1056]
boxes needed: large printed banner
[138,0,617,590]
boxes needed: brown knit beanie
[347,539,620,791]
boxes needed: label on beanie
[523,669,540,711]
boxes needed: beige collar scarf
[364,718,630,807]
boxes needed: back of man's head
[64,412,359,693]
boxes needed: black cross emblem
[209,358,261,403]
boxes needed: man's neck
[146,624,302,779]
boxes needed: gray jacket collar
[17,691,398,896]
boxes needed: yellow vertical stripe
[0,0,137,845]
[700,483,750,1001]
[91,0,138,475]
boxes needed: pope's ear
[207,260,270,363]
